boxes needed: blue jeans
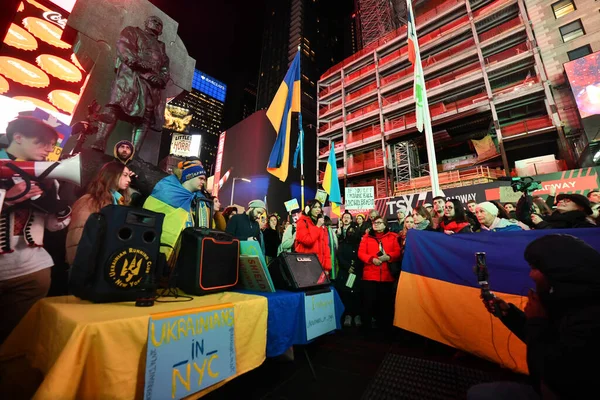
[467,382,539,400]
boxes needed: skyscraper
[241,82,257,120]
[257,0,351,121]
[168,69,227,172]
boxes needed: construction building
[317,0,586,199]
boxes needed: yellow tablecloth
[0,292,268,400]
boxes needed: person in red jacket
[358,215,401,333]
[295,200,331,274]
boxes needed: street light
[230,177,252,206]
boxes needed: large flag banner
[322,143,342,216]
[407,0,428,133]
[266,52,301,182]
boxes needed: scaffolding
[392,141,420,185]
[358,0,396,47]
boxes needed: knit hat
[178,160,206,182]
[476,202,499,217]
[248,199,266,209]
[114,140,134,164]
[556,193,593,215]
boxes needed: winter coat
[479,217,524,233]
[263,227,281,259]
[226,212,261,241]
[358,230,401,282]
[295,214,331,271]
[536,210,596,229]
[498,235,600,398]
[277,224,296,255]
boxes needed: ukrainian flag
[323,143,342,216]
[266,51,301,182]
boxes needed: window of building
[567,44,592,60]
[552,0,576,19]
[559,19,585,42]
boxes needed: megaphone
[0,154,81,186]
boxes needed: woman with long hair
[66,162,132,264]
[263,213,281,262]
[295,200,331,274]
[440,199,472,234]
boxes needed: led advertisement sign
[0,0,88,132]
[192,69,227,102]
[564,51,600,142]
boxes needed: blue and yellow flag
[266,51,301,182]
[323,143,342,216]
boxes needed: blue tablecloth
[238,287,344,357]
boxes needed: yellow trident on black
[120,256,143,282]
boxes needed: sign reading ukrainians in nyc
[345,186,375,210]
[144,305,236,400]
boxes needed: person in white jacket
[0,117,70,344]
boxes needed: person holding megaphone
[0,117,72,344]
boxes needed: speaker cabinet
[270,252,330,291]
[69,205,164,303]
[175,227,240,295]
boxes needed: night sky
[149,0,267,130]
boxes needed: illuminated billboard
[192,69,227,102]
[0,0,88,131]
[565,51,600,119]
[164,104,193,133]
[565,51,600,142]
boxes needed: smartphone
[475,252,488,286]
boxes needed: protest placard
[345,187,375,210]
[316,189,328,205]
[144,304,236,400]
[239,255,275,292]
[304,290,336,341]
[499,186,523,203]
[284,198,300,212]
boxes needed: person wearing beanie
[226,199,266,246]
[143,160,210,263]
[113,140,135,165]
[475,201,523,232]
[469,234,600,399]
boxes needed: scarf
[441,220,471,233]
[415,220,430,231]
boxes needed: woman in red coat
[358,215,401,332]
[295,200,331,273]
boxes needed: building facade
[317,0,577,199]
[523,0,600,161]
[169,69,227,173]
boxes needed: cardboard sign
[304,290,336,341]
[345,186,375,210]
[284,198,300,212]
[239,255,275,292]
[316,189,328,205]
[499,186,523,203]
[144,305,236,400]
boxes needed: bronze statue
[92,16,170,152]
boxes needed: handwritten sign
[304,290,336,341]
[345,187,375,210]
[284,198,300,212]
[316,189,328,205]
[144,305,236,400]
[499,186,522,203]
[239,255,275,292]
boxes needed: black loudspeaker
[270,252,330,291]
[69,205,164,303]
[175,227,240,295]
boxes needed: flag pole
[298,45,305,209]
[407,0,440,196]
